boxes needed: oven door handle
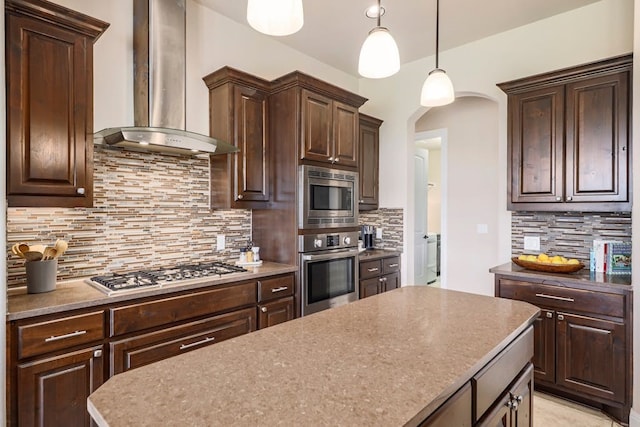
[301,249,359,262]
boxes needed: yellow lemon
[526,255,537,262]
[518,254,528,261]
[537,253,550,262]
[567,259,580,265]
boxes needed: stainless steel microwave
[298,165,358,229]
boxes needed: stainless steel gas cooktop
[86,262,247,296]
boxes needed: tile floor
[534,392,623,427]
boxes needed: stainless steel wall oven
[299,231,359,316]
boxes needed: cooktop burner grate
[87,262,248,294]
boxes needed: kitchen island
[88,286,539,426]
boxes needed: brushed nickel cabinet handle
[44,330,87,342]
[271,286,288,293]
[367,267,379,272]
[567,196,573,201]
[388,263,399,268]
[94,349,102,358]
[546,311,553,318]
[179,337,215,350]
[535,293,574,302]
[555,196,561,201]
[237,194,244,199]
[261,306,268,313]
[557,314,565,321]
[76,187,85,195]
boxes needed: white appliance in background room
[426,233,437,284]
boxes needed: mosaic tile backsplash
[359,208,404,250]
[511,212,632,263]
[6,146,252,288]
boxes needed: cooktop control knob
[314,239,323,248]
[343,236,351,245]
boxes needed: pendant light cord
[435,0,440,69]
[377,0,381,27]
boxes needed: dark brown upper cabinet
[358,114,382,210]
[204,67,270,209]
[499,54,631,212]
[6,0,109,207]
[300,89,359,168]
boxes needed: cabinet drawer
[110,282,257,336]
[473,326,533,421]
[498,279,624,318]
[383,256,400,274]
[18,311,105,359]
[360,259,382,279]
[258,274,294,302]
[110,308,256,375]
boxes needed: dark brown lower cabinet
[359,255,401,299]
[17,346,104,427]
[477,364,533,427]
[494,272,631,424]
[110,308,256,375]
[258,297,294,329]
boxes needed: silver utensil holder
[26,259,57,294]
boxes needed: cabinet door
[233,85,269,203]
[556,312,626,404]
[359,277,380,299]
[6,13,98,207]
[359,116,380,209]
[565,71,629,203]
[532,309,555,384]
[508,85,564,205]
[511,364,533,427]
[17,346,104,427]
[332,101,358,167]
[477,393,511,427]
[258,297,294,329]
[382,272,400,292]
[301,89,333,163]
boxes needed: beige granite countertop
[490,262,632,290]
[7,261,297,321]
[88,286,539,427]
[358,248,401,261]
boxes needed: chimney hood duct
[94,0,238,156]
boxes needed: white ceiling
[195,0,601,77]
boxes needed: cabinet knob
[567,196,572,201]
[546,311,553,318]
[359,199,364,203]
[237,194,244,200]
[76,187,85,195]
[334,158,339,162]
[93,349,102,358]
[261,306,267,313]
[555,196,561,201]
[328,156,334,161]
[557,314,564,321]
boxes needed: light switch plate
[376,228,383,239]
[477,224,488,234]
[216,235,225,250]
[524,236,540,251]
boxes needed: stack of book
[592,240,632,274]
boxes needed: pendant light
[358,0,400,79]
[247,0,304,36]
[420,0,454,106]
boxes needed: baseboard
[630,408,640,427]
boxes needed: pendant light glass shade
[420,68,455,106]
[358,27,400,79]
[247,0,304,36]
[420,0,454,107]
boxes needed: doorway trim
[412,128,448,287]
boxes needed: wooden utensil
[29,244,45,254]
[11,244,25,258]
[18,243,29,254]
[42,247,57,261]
[23,251,43,262]
[54,239,68,257]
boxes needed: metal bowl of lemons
[511,253,584,273]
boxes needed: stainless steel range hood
[94,0,238,156]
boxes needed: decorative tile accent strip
[359,208,403,250]
[511,212,632,263]
[6,146,251,288]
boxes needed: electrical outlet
[216,235,225,250]
[523,236,540,251]
[376,228,383,239]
